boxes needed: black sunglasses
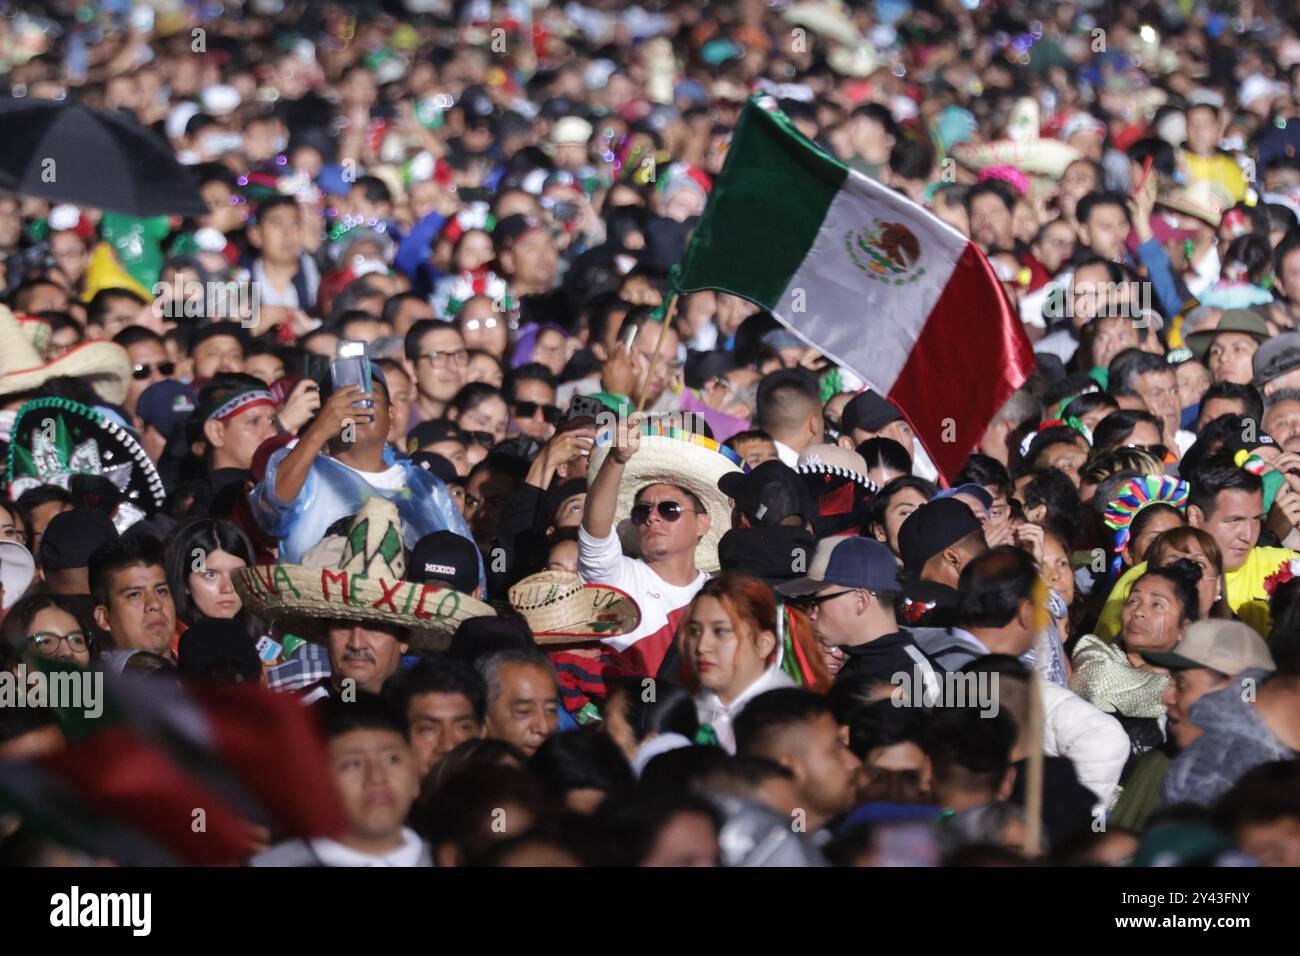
[133,361,176,380]
[513,400,562,425]
[793,589,855,609]
[630,501,696,525]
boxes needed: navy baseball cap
[718,459,816,527]
[137,379,197,439]
[899,498,983,574]
[841,390,902,435]
[933,483,994,511]
[775,536,900,598]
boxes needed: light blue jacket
[250,443,482,586]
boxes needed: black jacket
[835,631,946,690]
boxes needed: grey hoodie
[1160,668,1295,808]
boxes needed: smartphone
[620,321,639,354]
[256,635,283,665]
[331,340,373,409]
[568,394,606,421]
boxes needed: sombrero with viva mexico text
[232,497,495,652]
[587,424,747,573]
[508,571,641,644]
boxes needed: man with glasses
[404,318,468,428]
[778,536,944,693]
[1109,349,1195,459]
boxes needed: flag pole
[635,292,679,412]
[1024,578,1049,859]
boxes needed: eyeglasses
[420,349,470,368]
[132,361,176,380]
[462,317,500,332]
[512,400,562,425]
[28,631,90,657]
[630,501,696,525]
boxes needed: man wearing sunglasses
[508,363,561,441]
[580,427,710,677]
[777,536,945,693]
[114,327,175,416]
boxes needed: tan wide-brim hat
[587,431,745,573]
[1156,180,1234,229]
[508,571,641,644]
[231,497,495,652]
[233,565,494,652]
[0,305,132,406]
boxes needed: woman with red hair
[679,572,830,753]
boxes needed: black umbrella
[0,98,207,217]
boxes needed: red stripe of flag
[887,242,1035,485]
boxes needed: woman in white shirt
[680,572,829,753]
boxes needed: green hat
[1185,309,1271,361]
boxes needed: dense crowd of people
[4,0,1300,868]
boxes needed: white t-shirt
[339,459,406,491]
[578,525,708,675]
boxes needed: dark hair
[1273,229,1300,283]
[954,453,1013,501]
[507,362,558,397]
[1221,233,1273,286]
[1017,468,1081,536]
[856,436,912,477]
[381,291,428,328]
[384,652,488,723]
[1108,349,1171,392]
[724,428,775,451]
[592,791,722,866]
[1213,760,1300,837]
[1186,455,1263,518]
[415,763,546,856]
[1060,391,1119,424]
[1199,381,1264,430]
[1131,558,1202,625]
[847,699,928,761]
[112,326,165,350]
[1090,409,1164,452]
[964,179,1017,216]
[1128,503,1187,558]
[1126,137,1178,178]
[14,486,73,537]
[755,368,821,436]
[867,475,938,538]
[405,317,462,362]
[320,690,410,741]
[89,534,167,610]
[164,519,255,627]
[86,288,147,327]
[1020,425,1088,476]
[528,726,634,803]
[450,381,505,419]
[1076,190,1133,228]
[922,705,1015,796]
[0,592,97,667]
[956,546,1039,630]
[605,676,699,743]
[889,137,934,180]
[733,688,833,757]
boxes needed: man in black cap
[778,536,944,692]
[409,530,485,599]
[408,420,470,475]
[896,497,988,626]
[837,389,939,482]
[38,507,120,598]
[717,459,816,531]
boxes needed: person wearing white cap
[549,117,593,173]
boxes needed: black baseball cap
[410,451,464,486]
[408,531,480,594]
[39,508,120,572]
[898,498,983,574]
[684,350,738,390]
[407,419,468,453]
[841,390,903,435]
[178,618,262,683]
[718,526,817,585]
[717,460,816,527]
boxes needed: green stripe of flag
[675,97,847,308]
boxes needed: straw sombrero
[0,305,132,405]
[952,98,1081,178]
[587,428,746,573]
[508,571,641,644]
[232,497,494,652]
[6,397,166,528]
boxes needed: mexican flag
[0,664,346,865]
[675,97,1035,483]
